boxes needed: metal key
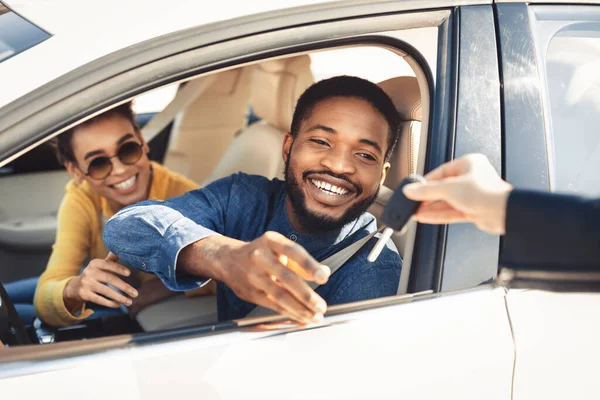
[368,174,426,262]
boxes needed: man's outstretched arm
[103,178,332,323]
[103,198,219,291]
[177,232,330,323]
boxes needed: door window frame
[0,4,462,360]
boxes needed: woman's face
[66,114,152,208]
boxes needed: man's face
[283,96,391,233]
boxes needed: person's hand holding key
[368,174,426,262]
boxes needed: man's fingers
[257,278,317,323]
[105,252,119,262]
[255,286,322,324]
[254,293,310,324]
[262,231,330,284]
[251,248,326,316]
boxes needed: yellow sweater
[34,162,200,326]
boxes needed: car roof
[0,0,334,109]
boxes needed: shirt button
[141,262,147,269]
[289,234,298,242]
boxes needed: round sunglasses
[82,141,144,180]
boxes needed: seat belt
[141,74,217,143]
[246,225,383,318]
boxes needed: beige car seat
[368,76,422,257]
[163,66,254,184]
[202,55,314,185]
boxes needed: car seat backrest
[368,76,422,257]
[163,66,254,184]
[379,76,422,187]
[203,55,314,185]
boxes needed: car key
[368,174,426,262]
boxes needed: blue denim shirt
[103,173,401,321]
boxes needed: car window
[536,8,600,195]
[0,4,449,346]
[309,46,416,82]
[0,3,50,64]
[132,84,178,115]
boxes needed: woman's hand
[127,278,177,317]
[63,253,138,313]
[403,154,513,234]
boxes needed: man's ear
[282,133,294,164]
[65,162,85,184]
[380,161,391,186]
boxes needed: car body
[0,0,599,399]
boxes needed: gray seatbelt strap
[246,226,383,318]
[306,226,383,290]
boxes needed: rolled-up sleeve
[103,177,233,291]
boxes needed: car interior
[0,44,429,345]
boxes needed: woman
[6,102,212,327]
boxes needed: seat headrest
[378,76,422,122]
[250,55,315,132]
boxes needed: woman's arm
[34,187,97,326]
[34,186,137,326]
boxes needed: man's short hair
[290,75,401,161]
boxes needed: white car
[0,0,599,399]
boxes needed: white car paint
[0,0,332,109]
[1,287,514,399]
[507,290,600,400]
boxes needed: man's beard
[284,157,380,234]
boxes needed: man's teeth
[112,175,136,190]
[310,179,349,195]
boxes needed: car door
[0,1,514,398]
[497,2,600,399]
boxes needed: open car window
[0,4,459,354]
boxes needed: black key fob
[381,174,426,232]
[368,174,427,263]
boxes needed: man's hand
[63,252,138,313]
[403,154,513,234]
[179,232,330,324]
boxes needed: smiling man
[104,76,402,324]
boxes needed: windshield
[0,2,50,64]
